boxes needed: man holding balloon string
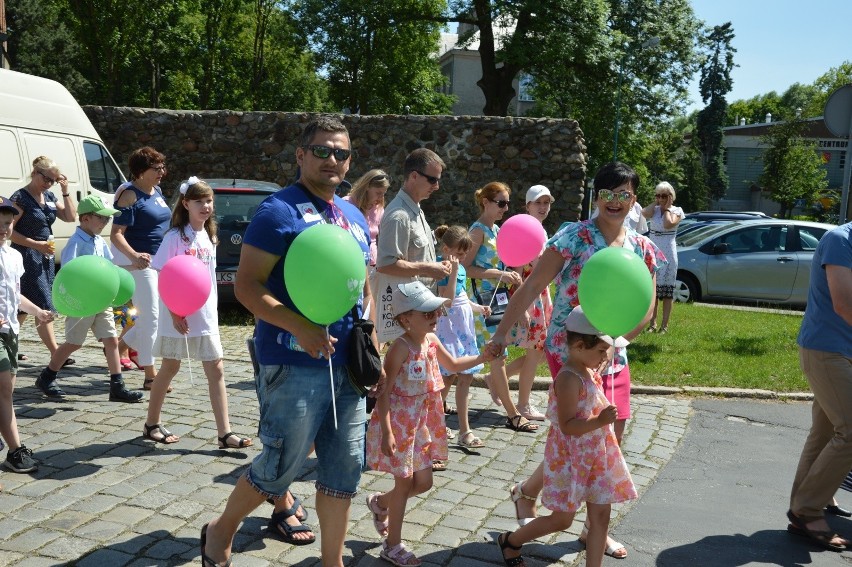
[490,162,666,561]
[203,117,376,567]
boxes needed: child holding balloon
[366,280,498,566]
[496,306,637,567]
[35,195,143,403]
[142,177,252,449]
[434,225,490,449]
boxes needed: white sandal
[380,541,421,567]
[366,493,389,537]
[510,481,536,527]
[458,430,484,449]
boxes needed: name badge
[408,359,427,381]
[46,202,57,210]
[495,290,509,306]
[156,197,168,208]
[296,202,322,223]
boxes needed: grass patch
[500,303,808,392]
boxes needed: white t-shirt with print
[152,227,218,338]
[0,244,24,334]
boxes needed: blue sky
[686,0,852,112]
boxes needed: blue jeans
[246,362,366,499]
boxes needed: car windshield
[676,222,739,247]
[215,193,267,228]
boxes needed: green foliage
[296,0,453,115]
[758,119,829,219]
[695,22,735,201]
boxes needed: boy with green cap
[36,195,143,403]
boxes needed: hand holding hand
[35,309,54,325]
[133,252,151,270]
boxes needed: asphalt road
[613,398,852,567]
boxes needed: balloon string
[185,334,194,386]
[487,272,506,311]
[326,327,338,430]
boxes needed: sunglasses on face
[370,173,388,183]
[415,170,440,185]
[420,308,443,320]
[655,194,669,199]
[304,144,351,161]
[150,165,167,173]
[489,198,510,208]
[38,171,57,184]
[597,189,634,204]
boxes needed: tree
[297,0,453,115]
[758,120,828,219]
[802,61,852,118]
[696,22,735,201]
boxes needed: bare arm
[53,176,77,222]
[492,248,563,342]
[235,243,336,358]
[430,332,495,372]
[826,264,852,325]
[641,203,655,219]
[555,371,617,436]
[376,257,450,280]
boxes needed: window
[84,142,123,193]
[797,226,827,252]
[518,73,535,102]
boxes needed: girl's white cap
[566,306,629,347]
[526,185,555,204]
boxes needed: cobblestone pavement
[0,323,692,567]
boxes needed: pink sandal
[380,541,421,567]
[366,492,389,538]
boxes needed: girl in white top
[142,178,253,449]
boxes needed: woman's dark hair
[128,147,166,180]
[593,161,639,193]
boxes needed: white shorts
[153,334,223,362]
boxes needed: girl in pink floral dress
[366,281,495,567]
[496,306,637,567]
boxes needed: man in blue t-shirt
[202,117,377,566]
[788,221,852,551]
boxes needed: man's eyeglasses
[415,170,440,186]
[304,145,352,161]
[150,165,167,173]
[489,198,510,208]
[597,189,634,204]
[38,171,56,184]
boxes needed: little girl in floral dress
[496,306,637,567]
[366,281,496,567]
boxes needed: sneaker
[4,445,38,473]
[518,403,546,421]
[109,382,144,403]
[35,371,64,398]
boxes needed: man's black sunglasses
[304,145,352,161]
[416,170,440,185]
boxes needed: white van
[0,68,125,261]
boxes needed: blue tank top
[113,185,172,255]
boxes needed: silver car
[674,219,837,305]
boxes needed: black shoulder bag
[471,279,511,328]
[347,305,382,396]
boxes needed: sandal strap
[218,432,249,448]
[144,423,173,440]
[383,542,419,565]
[512,482,536,503]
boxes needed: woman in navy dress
[10,156,77,363]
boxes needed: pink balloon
[496,214,548,267]
[158,255,212,317]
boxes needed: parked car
[674,219,837,305]
[677,210,772,236]
[170,179,281,302]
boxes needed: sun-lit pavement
[0,321,691,566]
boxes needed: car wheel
[674,272,699,303]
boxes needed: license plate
[216,271,235,285]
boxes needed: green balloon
[577,247,654,337]
[53,256,120,318]
[113,266,136,306]
[284,224,366,325]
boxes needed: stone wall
[83,108,587,233]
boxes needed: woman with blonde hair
[642,181,685,333]
[11,156,77,366]
[345,169,391,269]
[462,181,537,433]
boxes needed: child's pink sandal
[380,541,421,567]
[366,493,389,538]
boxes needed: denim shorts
[246,362,366,499]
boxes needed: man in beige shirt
[375,148,451,342]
